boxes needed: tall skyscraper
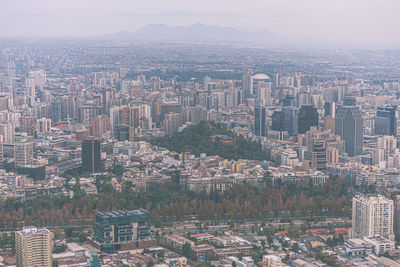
[82,137,101,174]
[335,106,363,156]
[352,195,394,241]
[375,106,397,137]
[16,226,52,267]
[298,105,318,134]
[283,107,299,136]
[242,68,253,99]
[271,110,285,131]
[391,193,400,240]
[254,106,266,136]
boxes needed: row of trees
[0,176,351,229]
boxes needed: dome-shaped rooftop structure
[252,73,271,80]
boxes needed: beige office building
[16,226,52,267]
[352,195,394,241]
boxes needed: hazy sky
[1,0,399,45]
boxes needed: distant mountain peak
[97,23,281,44]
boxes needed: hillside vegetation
[152,121,267,160]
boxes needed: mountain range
[95,23,282,44]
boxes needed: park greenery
[151,121,268,160]
[0,175,351,229]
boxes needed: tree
[182,243,192,258]
[291,242,299,253]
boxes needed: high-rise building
[79,106,101,126]
[254,106,266,136]
[376,106,397,137]
[150,76,161,91]
[352,195,394,241]
[51,96,78,123]
[82,137,101,174]
[14,135,34,167]
[92,115,110,137]
[391,193,400,241]
[298,105,318,134]
[163,113,182,136]
[335,106,363,156]
[0,122,15,144]
[36,117,51,134]
[19,116,36,136]
[114,125,134,141]
[324,102,336,118]
[16,226,52,267]
[242,69,253,99]
[283,107,299,136]
[271,110,285,132]
[303,140,326,171]
[93,209,151,253]
[374,135,397,166]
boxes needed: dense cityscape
[1,10,400,267]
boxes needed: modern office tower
[335,106,363,157]
[19,116,36,136]
[343,94,356,106]
[82,137,101,174]
[375,106,397,136]
[163,113,182,135]
[14,135,34,167]
[283,107,299,136]
[114,125,134,141]
[298,105,318,134]
[271,110,285,131]
[324,102,336,118]
[254,106,266,136]
[242,68,253,99]
[93,209,150,253]
[352,195,394,241]
[36,117,51,134]
[91,115,110,136]
[15,226,52,267]
[283,95,295,107]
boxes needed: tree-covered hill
[152,121,267,160]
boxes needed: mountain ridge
[94,23,282,44]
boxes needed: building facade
[93,209,151,253]
[352,195,394,241]
[15,226,52,267]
